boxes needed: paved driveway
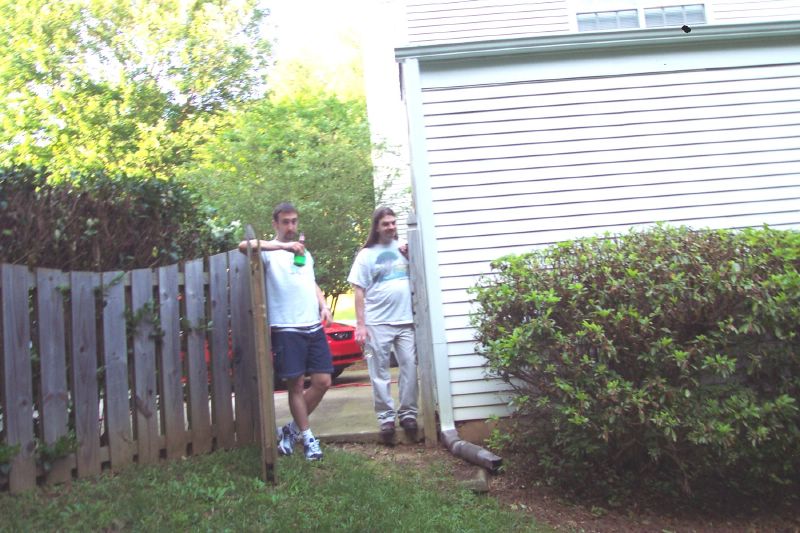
[272,362,423,444]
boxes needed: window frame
[571,1,712,32]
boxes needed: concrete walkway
[272,361,424,445]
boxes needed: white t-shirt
[347,240,412,325]
[262,248,320,328]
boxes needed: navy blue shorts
[271,326,333,380]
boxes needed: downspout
[401,58,502,474]
[441,429,502,474]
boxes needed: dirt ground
[334,442,800,533]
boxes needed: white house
[362,1,800,440]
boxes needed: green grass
[0,445,549,532]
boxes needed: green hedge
[472,225,800,500]
[0,166,238,271]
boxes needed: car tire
[331,366,345,380]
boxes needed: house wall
[366,0,800,232]
[402,26,800,422]
[402,1,800,45]
[405,1,572,44]
[712,0,800,22]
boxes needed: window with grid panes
[576,2,708,32]
[644,4,706,27]
[577,9,639,30]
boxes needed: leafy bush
[472,225,800,500]
[0,166,239,271]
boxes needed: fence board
[1,264,36,492]
[245,226,278,483]
[36,269,71,483]
[209,253,234,449]
[408,220,438,447]
[70,271,101,477]
[2,252,276,491]
[185,259,211,454]
[229,250,255,444]
[131,269,159,463]
[157,265,186,459]
[101,271,133,470]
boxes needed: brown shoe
[380,421,395,435]
[399,418,418,431]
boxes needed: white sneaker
[277,424,296,456]
[304,437,323,461]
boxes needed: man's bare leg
[303,372,331,418]
[287,373,331,431]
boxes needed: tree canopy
[1,1,385,299]
[181,84,376,298]
[0,0,271,179]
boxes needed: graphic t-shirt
[261,248,320,328]
[347,241,412,325]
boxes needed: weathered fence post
[229,250,256,444]
[407,213,438,447]
[102,270,134,470]
[37,268,72,483]
[209,253,235,450]
[71,271,102,476]
[131,269,160,464]
[1,264,36,492]
[185,258,212,454]
[156,265,187,460]
[244,225,278,484]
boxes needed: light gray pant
[365,324,418,423]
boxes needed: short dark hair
[364,206,397,248]
[272,202,298,222]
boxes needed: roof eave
[395,20,800,62]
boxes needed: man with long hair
[239,202,333,461]
[347,206,418,438]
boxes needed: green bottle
[293,232,306,266]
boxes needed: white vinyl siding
[405,0,571,44]
[414,56,800,421]
[398,0,800,48]
[712,0,800,22]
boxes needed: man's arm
[352,284,367,345]
[316,284,332,326]
[238,239,304,255]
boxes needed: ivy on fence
[0,250,265,493]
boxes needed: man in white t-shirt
[347,206,418,438]
[239,202,333,461]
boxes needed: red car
[324,321,363,379]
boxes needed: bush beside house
[472,224,800,501]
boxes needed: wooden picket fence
[0,250,267,493]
